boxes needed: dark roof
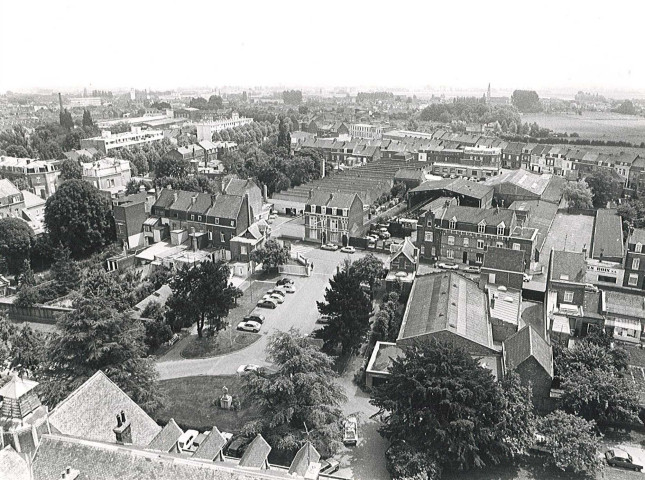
[482,247,525,273]
[307,191,358,209]
[503,326,553,377]
[207,194,243,220]
[153,188,178,210]
[224,178,255,196]
[410,177,493,200]
[391,238,417,265]
[443,205,515,226]
[288,442,320,476]
[540,175,566,204]
[147,419,183,452]
[583,291,604,320]
[398,273,492,350]
[238,434,271,469]
[550,250,586,283]
[192,427,227,461]
[48,371,161,447]
[31,435,290,480]
[592,209,624,259]
[394,168,425,182]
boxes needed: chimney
[191,195,196,205]
[173,192,178,203]
[58,92,63,112]
[191,227,198,252]
[113,410,132,445]
[59,466,79,480]
[262,184,268,202]
[245,193,252,228]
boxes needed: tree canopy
[242,329,346,457]
[563,180,593,209]
[511,90,542,113]
[59,158,83,180]
[585,169,623,208]
[249,239,290,272]
[0,217,34,274]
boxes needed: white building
[80,126,164,153]
[349,123,383,140]
[81,158,132,197]
[195,113,254,141]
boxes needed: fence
[278,264,309,276]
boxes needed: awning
[605,317,641,331]
[551,315,571,335]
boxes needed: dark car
[244,314,265,324]
[225,435,252,458]
[320,458,340,474]
[605,448,643,471]
[256,299,277,309]
[276,277,294,286]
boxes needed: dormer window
[311,204,316,213]
[478,221,486,234]
[497,222,505,235]
[449,217,456,230]
[637,242,643,253]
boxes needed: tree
[385,441,442,480]
[497,372,536,457]
[208,95,223,110]
[154,155,190,178]
[0,218,34,274]
[59,109,74,129]
[349,253,385,293]
[537,411,602,474]
[40,295,162,413]
[371,340,519,473]
[17,258,36,287]
[249,239,290,272]
[10,324,46,377]
[140,301,173,352]
[166,261,241,338]
[585,169,623,208]
[0,312,17,367]
[44,179,115,256]
[277,117,291,149]
[59,158,83,180]
[243,329,346,457]
[79,265,135,311]
[82,109,94,127]
[390,182,407,200]
[563,180,593,209]
[50,246,82,292]
[612,100,637,115]
[317,265,372,355]
[510,90,541,113]
[125,179,151,195]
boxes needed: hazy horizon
[2,0,644,98]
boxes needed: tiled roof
[147,419,183,452]
[583,291,604,320]
[192,427,227,461]
[482,247,525,273]
[398,273,493,350]
[503,325,553,377]
[307,191,358,209]
[238,434,271,469]
[170,191,211,213]
[629,228,645,246]
[592,209,624,259]
[0,446,30,480]
[288,442,320,476]
[0,178,20,198]
[224,178,254,196]
[391,238,417,265]
[153,188,177,210]
[605,291,645,319]
[208,194,243,220]
[48,371,161,447]
[550,250,586,283]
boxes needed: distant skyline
[1,0,644,98]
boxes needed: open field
[522,112,645,145]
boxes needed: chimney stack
[173,192,178,203]
[113,410,132,445]
[58,92,63,112]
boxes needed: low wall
[0,300,73,325]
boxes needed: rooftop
[503,325,553,377]
[482,246,525,273]
[550,250,587,284]
[147,419,183,453]
[592,209,624,259]
[0,178,21,198]
[604,290,645,319]
[487,285,521,325]
[485,169,552,196]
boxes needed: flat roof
[592,209,624,259]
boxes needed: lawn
[181,331,259,359]
[156,375,262,433]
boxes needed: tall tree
[59,109,74,129]
[82,109,94,127]
[17,258,36,287]
[0,218,34,274]
[317,264,372,355]
[277,117,291,149]
[59,158,83,180]
[44,179,115,256]
[249,239,290,272]
[563,180,593,209]
[166,261,241,338]
[371,340,527,473]
[585,169,623,208]
[154,155,190,178]
[349,253,385,293]
[243,329,346,457]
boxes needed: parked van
[177,429,199,452]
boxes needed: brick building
[623,228,645,289]
[304,191,364,246]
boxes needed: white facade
[349,123,383,140]
[195,113,254,141]
[81,158,132,196]
[80,126,163,153]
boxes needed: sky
[1,0,644,96]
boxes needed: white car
[269,213,278,220]
[265,293,284,304]
[237,364,260,375]
[437,262,459,270]
[256,298,278,309]
[267,289,286,298]
[523,273,533,283]
[321,243,339,251]
[340,246,356,254]
[276,284,296,294]
[237,321,262,333]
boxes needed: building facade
[0,178,25,218]
[81,158,132,197]
[80,126,164,153]
[304,192,364,245]
[623,228,645,289]
[194,113,254,142]
[349,123,383,140]
[0,156,60,199]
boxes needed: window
[342,208,348,216]
[476,253,484,263]
[477,240,484,249]
[496,242,503,248]
[420,245,425,255]
[629,273,639,286]
[331,207,337,216]
[448,236,455,245]
[231,220,235,227]
[633,258,641,270]
[513,243,521,250]
[330,219,338,231]
[488,273,496,284]
[241,245,248,255]
[427,217,432,227]
[424,231,433,242]
[431,246,436,256]
[215,218,219,225]
[309,216,316,227]
[220,233,225,243]
[447,250,454,259]
[463,237,469,247]
[497,223,505,235]
[198,215,202,222]
[564,291,574,303]
[478,221,486,233]
[190,214,195,221]
[449,218,456,229]
[208,231,213,240]
[637,243,643,253]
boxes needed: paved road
[156,244,390,380]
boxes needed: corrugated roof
[503,325,553,377]
[486,169,552,196]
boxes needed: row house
[623,228,645,289]
[415,204,535,266]
[501,142,523,169]
[0,178,25,218]
[304,191,364,246]
[0,156,61,199]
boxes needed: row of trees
[0,122,100,160]
[211,120,281,144]
[563,169,624,209]
[111,137,175,176]
[419,99,521,133]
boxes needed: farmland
[522,112,645,145]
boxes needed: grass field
[522,112,645,145]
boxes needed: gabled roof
[288,442,320,476]
[0,178,21,198]
[170,191,211,213]
[307,190,359,209]
[207,194,244,220]
[485,169,552,196]
[224,178,257,197]
[238,434,271,469]
[192,427,227,461]
[0,446,30,480]
[48,371,161,447]
[153,188,177,210]
[198,140,218,151]
[391,238,417,265]
[503,325,553,377]
[0,377,38,399]
[442,205,514,226]
[550,250,586,284]
[147,419,183,453]
[482,247,525,273]
[629,228,645,246]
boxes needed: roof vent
[498,285,507,292]
[504,296,514,303]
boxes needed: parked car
[225,435,252,458]
[267,289,286,298]
[268,213,277,221]
[605,448,643,471]
[265,293,284,304]
[237,321,262,333]
[276,284,296,294]
[316,315,330,325]
[437,262,459,270]
[463,265,481,274]
[340,246,356,254]
[523,273,533,283]
[378,228,391,239]
[237,364,260,375]
[321,243,339,251]
[343,416,358,446]
[256,299,277,309]
[243,314,265,324]
[177,430,199,453]
[276,277,294,286]
[320,459,340,474]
